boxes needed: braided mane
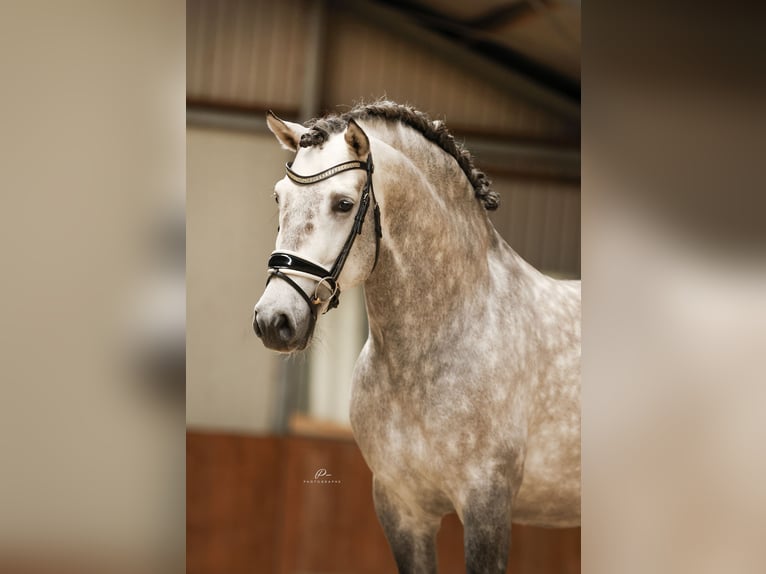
[298,101,499,211]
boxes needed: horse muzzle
[253,307,314,352]
[253,283,316,352]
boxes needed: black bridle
[266,153,382,317]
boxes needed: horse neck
[362,124,501,351]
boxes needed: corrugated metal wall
[187,0,577,137]
[490,179,580,276]
[186,0,580,277]
[187,0,310,111]
[322,10,575,141]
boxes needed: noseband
[266,153,382,317]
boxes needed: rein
[266,153,382,317]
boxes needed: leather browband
[285,159,369,185]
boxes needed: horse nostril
[253,311,263,338]
[273,313,294,343]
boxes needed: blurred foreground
[0,2,185,573]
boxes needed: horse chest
[352,384,444,471]
[350,364,510,498]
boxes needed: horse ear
[266,111,307,152]
[344,119,370,158]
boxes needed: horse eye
[335,199,354,213]
[273,193,279,205]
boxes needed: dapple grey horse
[253,102,580,573]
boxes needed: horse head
[253,113,381,352]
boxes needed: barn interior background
[186,0,580,572]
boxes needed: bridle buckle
[311,277,339,310]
